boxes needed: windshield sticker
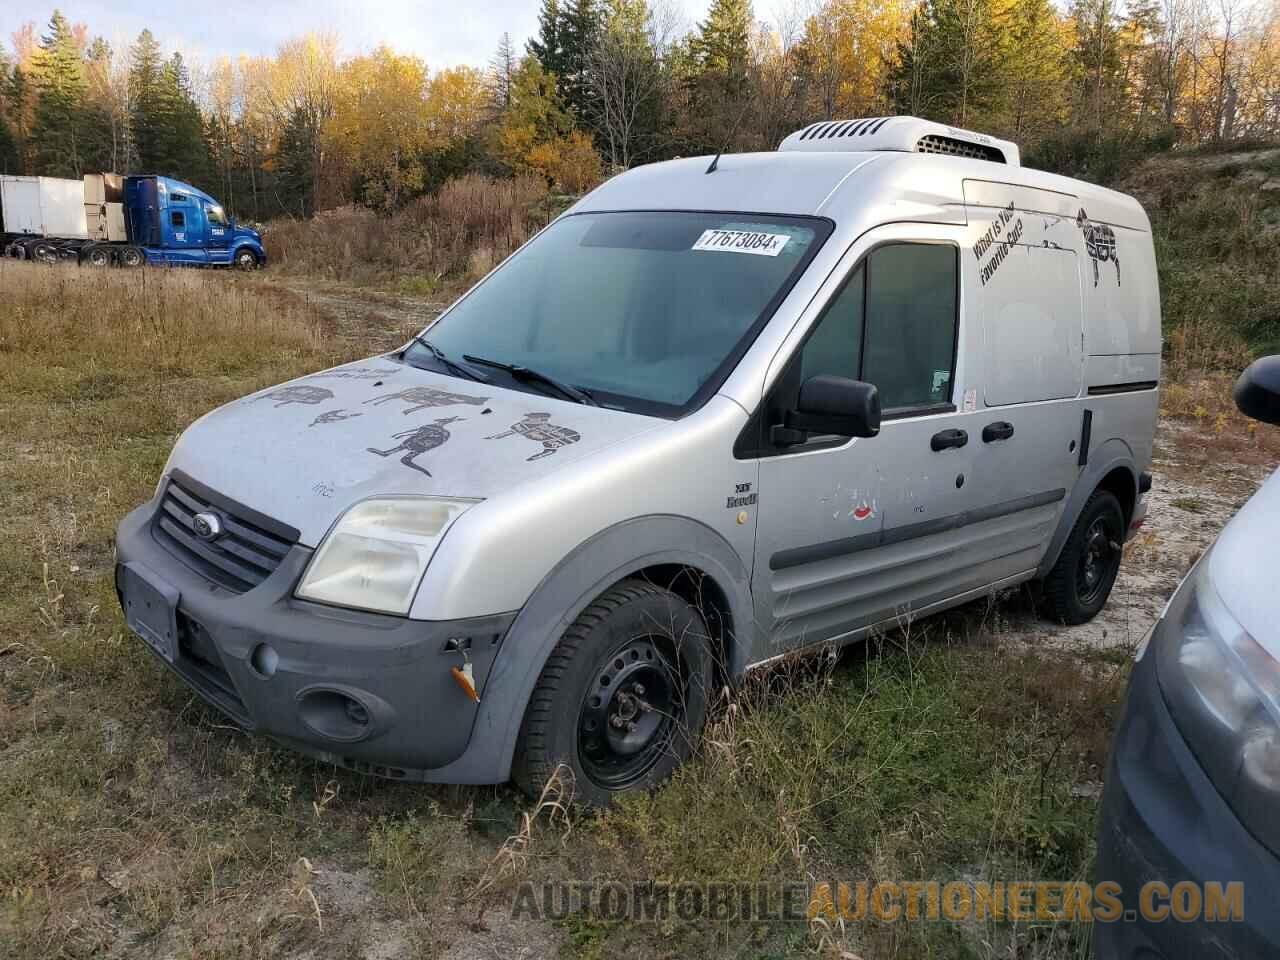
[252,385,333,407]
[366,418,462,477]
[692,229,790,257]
[364,386,488,414]
[486,413,581,461]
[1076,208,1121,287]
[310,409,363,427]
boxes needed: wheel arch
[1037,439,1138,579]
[422,514,753,784]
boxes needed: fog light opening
[344,699,370,727]
[249,643,278,677]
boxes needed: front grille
[154,473,297,593]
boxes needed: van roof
[573,149,1150,232]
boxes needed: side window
[862,244,958,410]
[206,205,227,226]
[798,263,864,382]
[170,210,185,228]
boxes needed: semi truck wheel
[234,248,259,270]
[31,240,58,264]
[512,579,711,808]
[1042,490,1125,625]
[83,245,112,267]
[119,246,144,268]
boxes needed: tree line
[2,0,1278,222]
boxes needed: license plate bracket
[120,561,180,663]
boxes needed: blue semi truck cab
[1,172,266,269]
[124,175,266,268]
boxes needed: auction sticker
[692,229,790,257]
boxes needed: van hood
[164,357,665,546]
[1209,467,1280,657]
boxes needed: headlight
[295,497,476,615]
[1156,558,1280,853]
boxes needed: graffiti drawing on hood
[306,366,401,381]
[364,386,489,414]
[252,385,334,407]
[310,409,363,427]
[485,412,581,461]
[1076,208,1121,287]
[366,417,462,477]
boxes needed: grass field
[0,195,1275,960]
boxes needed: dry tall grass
[262,174,553,288]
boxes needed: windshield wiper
[462,355,598,406]
[406,336,487,383]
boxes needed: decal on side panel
[366,417,462,477]
[485,413,580,461]
[364,386,488,414]
[253,385,334,407]
[1076,208,1121,287]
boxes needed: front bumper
[115,496,516,780]
[1094,639,1280,958]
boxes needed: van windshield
[407,211,828,416]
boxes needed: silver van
[115,117,1161,805]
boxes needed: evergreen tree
[487,32,517,114]
[31,10,88,176]
[79,36,118,173]
[0,48,18,174]
[559,0,602,120]
[692,0,753,89]
[891,0,1007,128]
[129,29,165,171]
[528,0,565,78]
[160,52,211,181]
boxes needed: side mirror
[1234,355,1280,425]
[774,374,881,445]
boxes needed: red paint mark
[853,504,873,520]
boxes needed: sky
[2,1,717,70]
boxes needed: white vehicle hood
[164,357,665,546]
[1209,467,1280,657]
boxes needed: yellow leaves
[524,130,604,193]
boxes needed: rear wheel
[30,240,59,264]
[83,245,113,267]
[512,579,711,808]
[119,246,144,268]
[234,248,259,270]
[1042,490,1126,625]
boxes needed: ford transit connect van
[115,117,1161,805]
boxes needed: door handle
[982,421,1015,443]
[930,428,969,451]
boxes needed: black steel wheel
[234,248,258,270]
[1042,490,1126,624]
[119,246,144,268]
[513,579,711,807]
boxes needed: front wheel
[1042,490,1126,625]
[512,579,711,807]
[234,248,259,270]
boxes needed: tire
[1042,490,1126,625]
[234,248,259,270]
[512,579,712,808]
[31,240,59,264]
[84,245,112,267]
[119,246,144,268]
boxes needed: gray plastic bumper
[114,497,517,782]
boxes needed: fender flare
[423,514,753,784]
[1036,438,1138,579]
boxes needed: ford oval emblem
[192,512,223,541]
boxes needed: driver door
[748,228,983,658]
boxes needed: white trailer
[0,175,88,239]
